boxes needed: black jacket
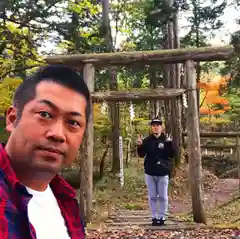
[137,133,174,176]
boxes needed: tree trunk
[173,5,180,88]
[101,0,120,174]
[192,0,201,110]
[149,68,158,119]
[99,144,110,179]
[125,102,132,167]
[173,1,182,166]
[69,0,80,53]
[109,70,120,173]
[166,0,182,167]
[149,25,158,120]
[163,19,172,133]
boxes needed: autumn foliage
[198,74,231,115]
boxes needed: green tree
[0,22,43,81]
[221,2,240,125]
[181,0,227,47]
[0,77,22,116]
[225,90,240,125]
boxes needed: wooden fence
[183,131,240,189]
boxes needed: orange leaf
[198,82,208,89]
[200,107,210,114]
[206,97,229,105]
[211,109,225,115]
[223,105,231,110]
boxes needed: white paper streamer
[119,136,124,188]
[129,102,135,120]
[182,93,188,108]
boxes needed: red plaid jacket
[0,143,85,239]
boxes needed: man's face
[5,81,87,174]
[151,123,162,135]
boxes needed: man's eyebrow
[38,99,57,109]
[37,99,83,116]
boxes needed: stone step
[111,210,173,216]
[105,220,189,227]
[107,218,186,224]
[101,223,205,231]
[109,214,181,219]
[110,214,181,219]
[113,210,149,213]
[109,214,176,218]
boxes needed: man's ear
[5,106,18,132]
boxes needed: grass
[85,158,148,227]
[209,195,240,229]
[92,158,147,211]
[174,193,240,229]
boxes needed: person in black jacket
[137,118,174,226]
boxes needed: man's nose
[46,120,66,143]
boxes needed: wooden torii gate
[45,45,234,223]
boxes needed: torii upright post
[80,63,95,222]
[185,60,206,223]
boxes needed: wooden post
[236,136,240,189]
[185,60,206,223]
[80,63,95,222]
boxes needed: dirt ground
[86,160,240,238]
[169,176,239,214]
[86,228,240,239]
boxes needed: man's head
[150,118,163,135]
[5,65,90,182]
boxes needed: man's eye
[39,111,52,118]
[67,120,80,127]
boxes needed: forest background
[0,0,240,237]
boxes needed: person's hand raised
[166,133,172,142]
[136,134,143,145]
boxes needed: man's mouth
[37,146,64,156]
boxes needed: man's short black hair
[13,65,91,121]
